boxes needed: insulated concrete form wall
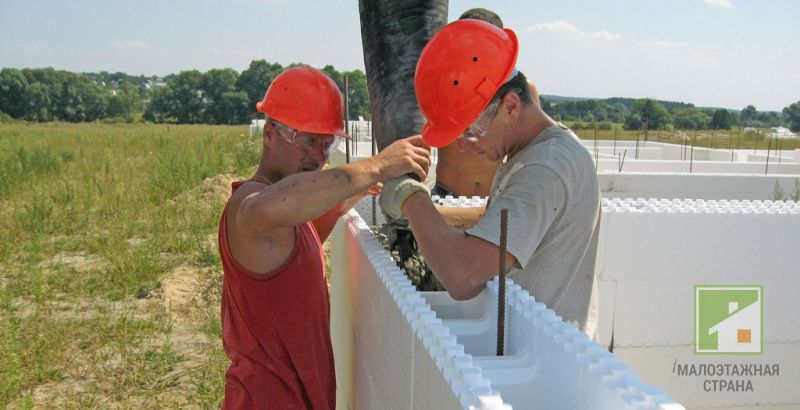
[594,159,800,174]
[598,173,800,200]
[595,198,800,409]
[331,210,684,410]
[582,141,797,164]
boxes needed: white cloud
[578,31,622,42]
[526,20,578,34]
[526,21,620,42]
[111,40,150,50]
[704,0,733,8]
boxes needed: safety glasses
[270,120,341,157]
[458,98,501,143]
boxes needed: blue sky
[1,0,798,111]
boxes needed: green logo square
[695,286,762,355]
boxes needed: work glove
[379,175,430,220]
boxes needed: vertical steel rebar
[497,209,509,356]
[765,138,771,175]
[613,127,617,155]
[344,75,352,158]
[371,122,377,226]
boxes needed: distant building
[768,126,797,139]
[143,78,167,89]
[249,119,266,138]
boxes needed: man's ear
[501,92,521,118]
[263,123,272,142]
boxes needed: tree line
[1,63,799,132]
[0,62,370,125]
[542,97,800,132]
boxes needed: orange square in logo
[738,329,751,343]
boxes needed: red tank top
[218,180,335,409]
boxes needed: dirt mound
[170,173,237,209]
[199,174,236,205]
[161,265,205,325]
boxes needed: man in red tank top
[218,66,431,409]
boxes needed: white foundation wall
[595,198,800,409]
[598,173,800,200]
[594,159,800,174]
[331,210,684,410]
[581,141,797,164]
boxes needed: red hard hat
[256,66,350,139]
[414,20,518,147]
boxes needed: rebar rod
[497,209,509,356]
[371,122,377,226]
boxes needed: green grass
[571,126,800,151]
[0,123,258,408]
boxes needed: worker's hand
[372,135,431,181]
[379,176,429,220]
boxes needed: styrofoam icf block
[333,209,685,409]
[595,158,800,174]
[598,173,800,200]
[597,199,800,282]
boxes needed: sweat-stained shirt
[218,179,335,409]
[467,123,601,336]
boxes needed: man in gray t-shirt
[466,124,600,335]
[379,20,601,336]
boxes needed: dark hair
[458,8,503,28]
[494,71,533,105]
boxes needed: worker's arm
[435,205,485,229]
[312,184,381,242]
[403,193,516,300]
[237,136,429,238]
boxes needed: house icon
[707,300,761,353]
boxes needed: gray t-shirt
[466,123,600,336]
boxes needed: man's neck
[254,162,284,184]
[506,106,555,159]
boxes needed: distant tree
[202,68,240,124]
[783,100,800,132]
[608,102,628,123]
[218,91,251,124]
[630,99,671,130]
[237,59,284,114]
[623,113,642,130]
[740,105,757,126]
[672,107,710,130]
[144,86,174,122]
[26,82,53,121]
[342,69,371,120]
[169,70,204,123]
[0,68,30,118]
[107,83,143,118]
[757,111,782,127]
[710,109,732,129]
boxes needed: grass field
[0,122,796,408]
[570,126,799,151]
[0,123,260,408]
